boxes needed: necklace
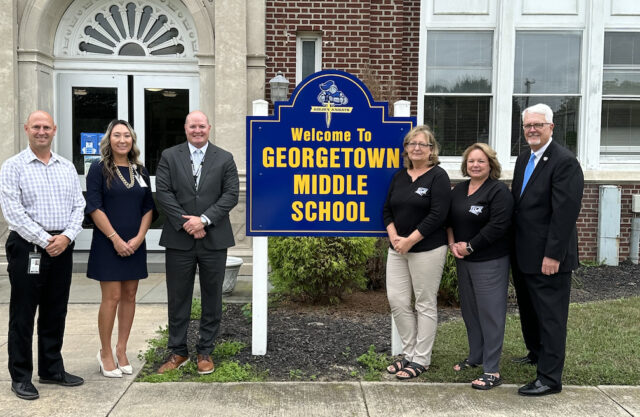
[115,164,135,189]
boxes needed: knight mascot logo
[310,79,353,128]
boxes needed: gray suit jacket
[156,141,239,251]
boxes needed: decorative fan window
[55,0,197,58]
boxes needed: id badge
[136,173,148,187]
[28,251,41,274]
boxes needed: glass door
[133,75,199,249]
[57,74,128,249]
[57,73,199,250]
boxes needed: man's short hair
[522,103,554,124]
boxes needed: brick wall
[265,0,420,108]
[580,184,640,263]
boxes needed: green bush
[364,237,389,290]
[268,236,375,304]
[438,251,459,306]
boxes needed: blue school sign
[246,70,415,236]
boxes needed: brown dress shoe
[197,354,215,375]
[158,354,189,374]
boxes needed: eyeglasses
[523,123,551,130]
[406,142,433,149]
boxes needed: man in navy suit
[511,103,583,396]
[155,110,239,375]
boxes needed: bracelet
[107,232,116,239]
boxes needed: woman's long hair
[100,120,143,188]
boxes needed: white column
[251,99,269,355]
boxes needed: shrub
[268,236,375,304]
[364,237,389,290]
[190,298,202,320]
[438,251,459,306]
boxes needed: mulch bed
[172,262,640,381]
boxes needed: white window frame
[296,33,322,85]
[420,29,495,169]
[600,31,640,161]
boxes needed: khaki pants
[386,245,447,367]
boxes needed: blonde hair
[401,125,440,169]
[460,143,502,180]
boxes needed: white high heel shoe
[97,351,123,378]
[115,353,133,375]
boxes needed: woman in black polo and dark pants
[447,143,513,390]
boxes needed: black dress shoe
[11,381,39,400]
[39,371,84,387]
[511,355,537,365]
[518,379,561,396]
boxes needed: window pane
[424,96,490,156]
[426,69,492,93]
[511,96,579,156]
[603,71,640,95]
[514,32,581,94]
[426,31,492,93]
[72,87,118,173]
[302,40,316,80]
[604,32,640,65]
[601,100,640,147]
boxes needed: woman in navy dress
[85,120,155,378]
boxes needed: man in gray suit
[155,110,239,374]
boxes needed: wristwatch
[200,215,208,226]
[466,243,474,254]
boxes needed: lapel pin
[543,156,548,161]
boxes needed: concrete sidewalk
[0,273,638,416]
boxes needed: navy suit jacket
[511,140,584,274]
[156,141,239,251]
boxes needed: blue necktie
[520,153,536,196]
[193,149,203,167]
[192,149,203,188]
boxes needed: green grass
[136,339,266,383]
[422,297,640,385]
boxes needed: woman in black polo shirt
[383,125,451,380]
[447,143,513,390]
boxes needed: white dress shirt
[186,142,211,226]
[0,146,86,248]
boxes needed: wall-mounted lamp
[269,71,290,104]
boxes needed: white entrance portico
[0,0,265,273]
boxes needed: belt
[47,230,63,235]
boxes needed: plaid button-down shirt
[0,146,85,248]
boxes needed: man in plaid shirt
[0,110,86,400]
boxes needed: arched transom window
[55,0,198,58]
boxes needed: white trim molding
[54,0,199,58]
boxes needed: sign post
[247,70,415,354]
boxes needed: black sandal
[453,358,479,372]
[396,362,427,380]
[386,358,409,374]
[471,373,503,390]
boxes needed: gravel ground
[161,261,640,381]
